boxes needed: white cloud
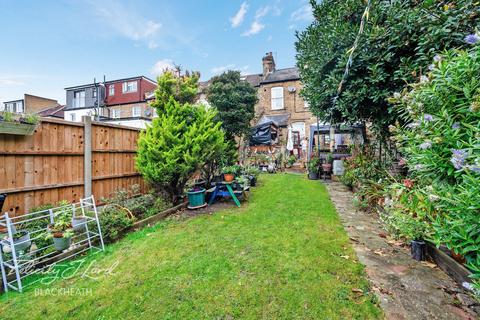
[86,0,161,49]
[151,59,175,76]
[241,4,281,37]
[211,64,250,76]
[230,2,249,28]
[0,79,24,86]
[291,4,313,22]
[242,21,265,37]
[255,6,270,19]
[211,64,235,75]
[267,35,273,42]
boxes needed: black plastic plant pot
[308,172,319,180]
[249,176,256,187]
[411,240,426,261]
[0,193,6,212]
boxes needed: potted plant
[2,230,32,254]
[0,111,40,136]
[322,153,334,173]
[223,165,239,182]
[244,166,260,186]
[234,176,249,191]
[286,155,296,168]
[46,212,74,251]
[407,218,428,261]
[307,157,321,180]
[186,182,207,209]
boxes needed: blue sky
[0,0,313,104]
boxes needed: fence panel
[0,118,145,218]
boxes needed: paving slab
[326,181,478,320]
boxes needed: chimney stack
[262,52,276,78]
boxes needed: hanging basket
[0,122,37,135]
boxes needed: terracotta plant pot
[322,163,332,172]
[450,250,466,264]
[224,174,235,182]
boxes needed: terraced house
[245,52,316,160]
[64,76,157,129]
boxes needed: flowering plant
[391,46,480,287]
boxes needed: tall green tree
[296,0,479,137]
[206,70,258,143]
[136,71,228,203]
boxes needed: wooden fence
[0,117,145,217]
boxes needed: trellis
[0,195,104,292]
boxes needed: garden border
[0,201,188,294]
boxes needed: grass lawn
[0,174,381,319]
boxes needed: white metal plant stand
[0,195,104,292]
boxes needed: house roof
[241,74,263,87]
[64,76,156,90]
[260,67,300,85]
[37,104,65,118]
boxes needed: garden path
[326,182,477,320]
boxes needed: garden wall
[0,117,145,217]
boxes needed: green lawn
[0,174,381,319]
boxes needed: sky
[0,0,313,104]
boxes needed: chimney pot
[262,52,276,78]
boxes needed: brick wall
[24,94,58,113]
[255,79,317,160]
[108,102,153,119]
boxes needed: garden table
[207,182,242,207]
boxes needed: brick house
[2,94,58,114]
[245,52,317,161]
[64,76,157,129]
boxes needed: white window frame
[70,113,76,122]
[109,85,115,96]
[112,109,121,119]
[132,106,141,117]
[271,87,284,110]
[122,81,138,93]
[73,90,85,108]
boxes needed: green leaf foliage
[391,46,480,285]
[296,0,479,136]
[206,70,258,142]
[136,72,229,203]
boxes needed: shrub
[99,207,134,243]
[136,71,229,204]
[307,157,321,173]
[390,44,480,285]
[101,185,171,219]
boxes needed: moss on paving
[0,174,382,319]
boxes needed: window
[111,109,121,119]
[70,113,76,122]
[271,87,284,110]
[93,88,97,98]
[122,81,137,93]
[73,90,85,108]
[132,106,141,117]
[109,85,115,96]
[4,102,23,113]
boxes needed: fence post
[83,116,92,198]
